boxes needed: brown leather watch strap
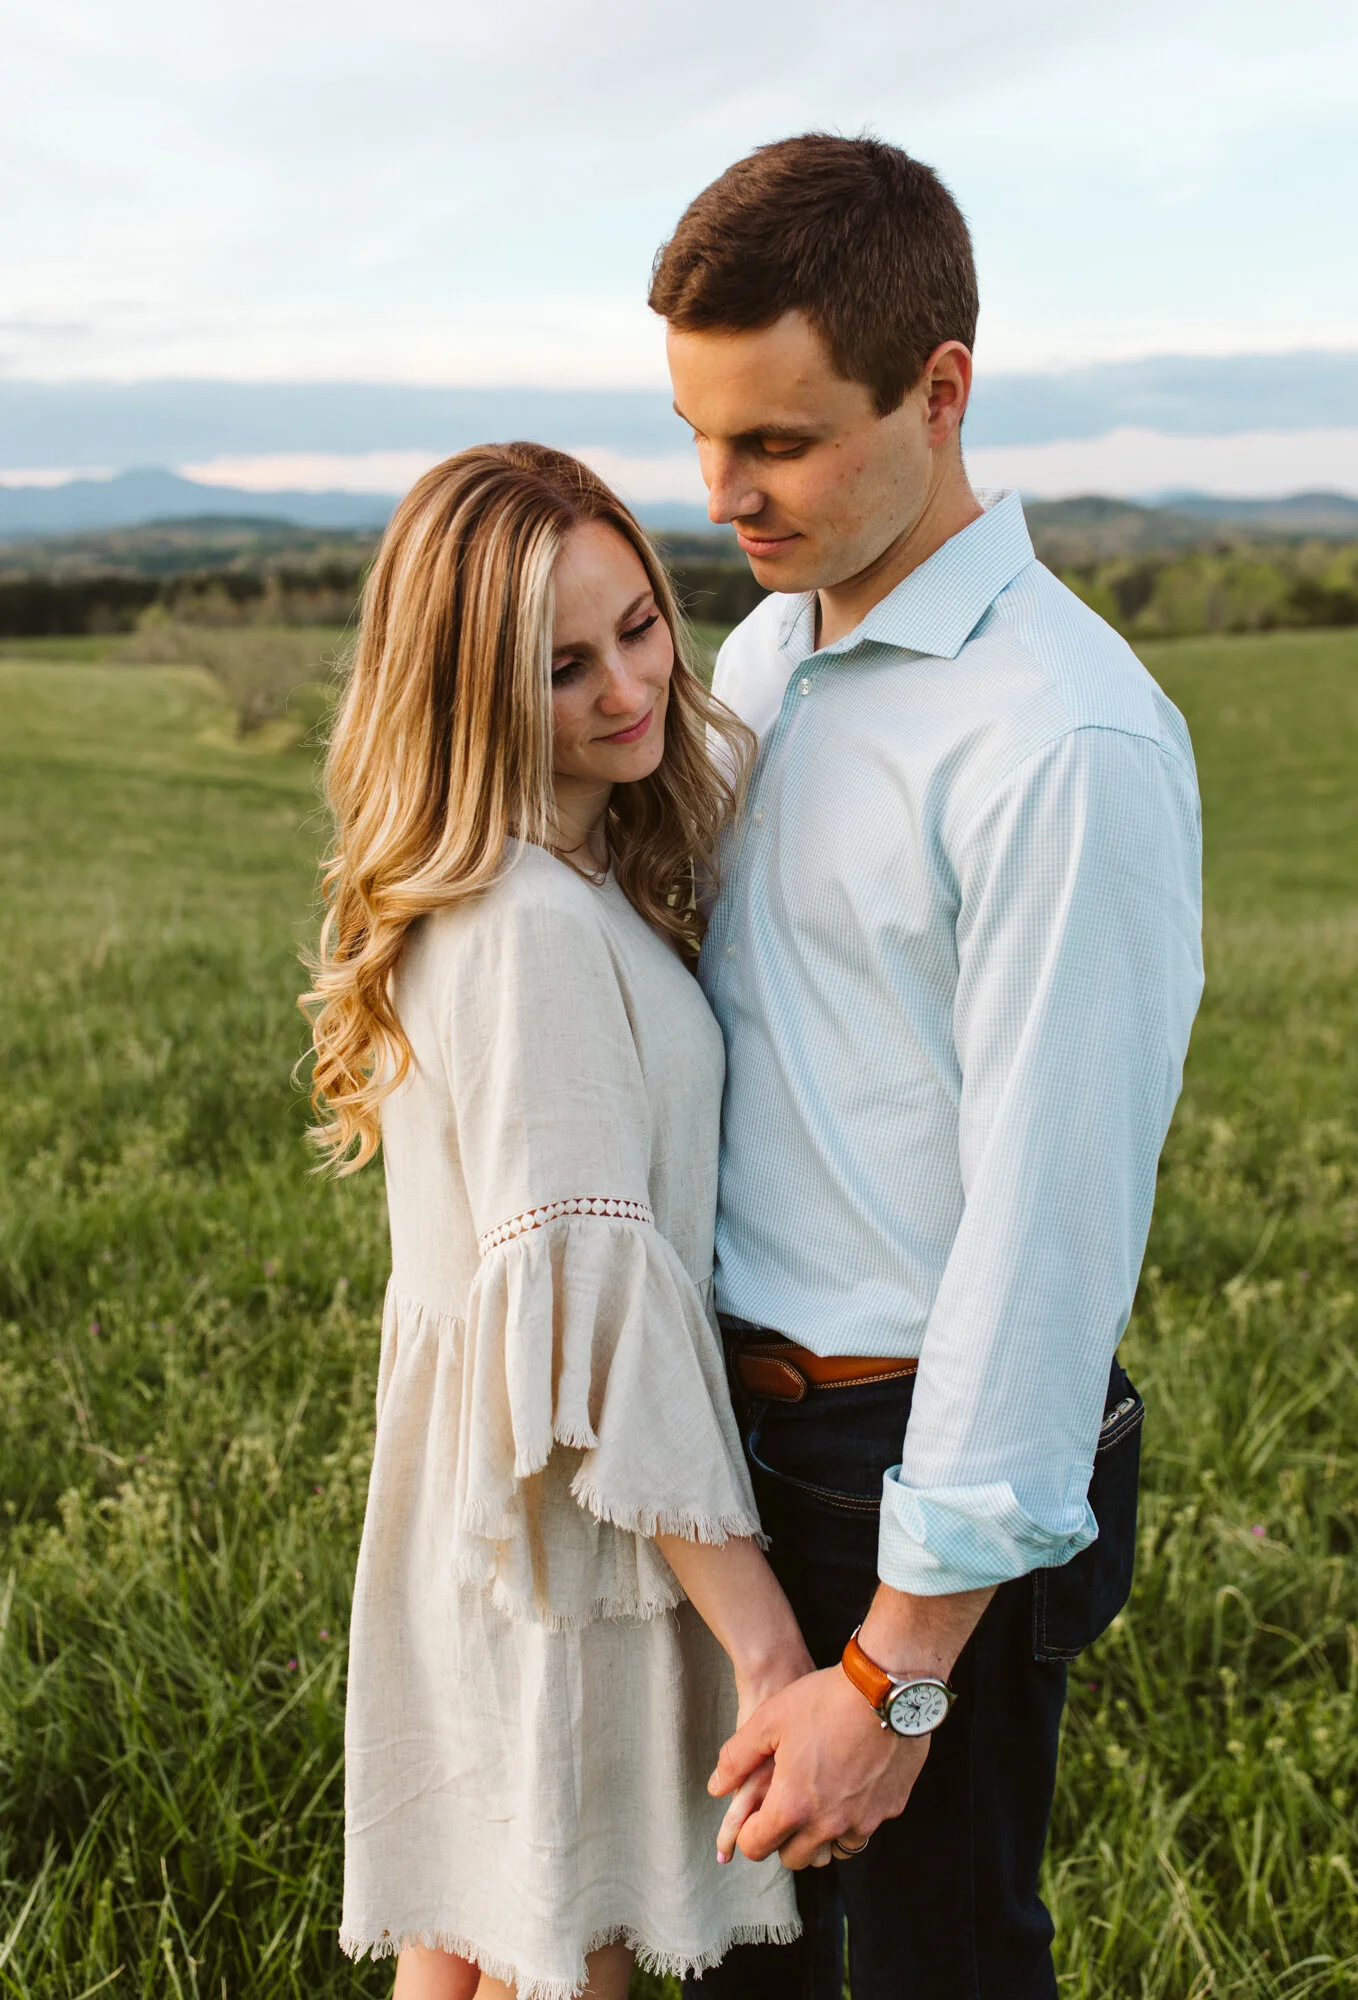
[841,1627,894,1715]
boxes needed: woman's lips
[601,707,654,745]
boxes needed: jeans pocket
[745,1413,884,1668]
[745,1390,894,1513]
[1032,1362,1144,1662]
[747,1435,883,1514]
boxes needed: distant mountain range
[3,481,1357,577]
[0,470,395,538]
[3,349,1357,471]
[1017,489,1358,564]
[0,469,721,539]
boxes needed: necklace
[551,846,608,887]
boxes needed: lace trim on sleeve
[477,1195,654,1260]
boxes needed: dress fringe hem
[462,1476,765,1555]
[338,1913,804,1997]
[570,1474,770,1551]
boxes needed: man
[649,135,1203,1998]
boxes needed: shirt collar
[777,488,1035,663]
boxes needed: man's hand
[709,1663,929,1869]
[709,1579,997,1868]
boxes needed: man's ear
[922,341,973,443]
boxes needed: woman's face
[549,520,674,794]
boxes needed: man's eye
[762,441,807,459]
[620,614,661,645]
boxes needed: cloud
[3,1,1356,381]
[6,355,1356,474]
[176,432,1358,505]
[176,446,708,504]
[965,426,1358,500]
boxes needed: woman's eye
[620,614,661,645]
[551,660,585,688]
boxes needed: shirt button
[725,943,736,958]
[798,677,812,696]
[753,808,765,825]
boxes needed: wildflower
[89,1321,101,1335]
[1252,1524,1267,1537]
[320,1629,330,1641]
[287,1658,298,1671]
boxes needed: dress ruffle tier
[443,1212,764,1624]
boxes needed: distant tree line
[2,539,1356,643]
[0,548,769,639]
[0,564,364,638]
[1061,542,1358,640]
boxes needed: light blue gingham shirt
[699,491,1203,1597]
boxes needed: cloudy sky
[5,0,1357,497]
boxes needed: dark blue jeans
[685,1349,1143,2000]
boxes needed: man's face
[667,310,964,596]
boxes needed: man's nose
[701,447,764,526]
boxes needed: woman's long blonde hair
[301,441,752,1173]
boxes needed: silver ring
[830,1833,871,1860]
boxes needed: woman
[303,443,807,1999]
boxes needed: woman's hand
[651,1530,814,1865]
[716,1758,775,1863]
[717,1641,815,1863]
[733,1644,816,1729]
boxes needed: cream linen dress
[339,840,799,1997]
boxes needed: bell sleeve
[440,874,762,1626]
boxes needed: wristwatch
[841,1627,956,1738]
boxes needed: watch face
[886,1679,950,1737]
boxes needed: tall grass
[1,631,1355,1996]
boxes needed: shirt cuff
[877,1466,1097,1596]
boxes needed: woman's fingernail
[717,1850,730,1864]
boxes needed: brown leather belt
[731,1333,919,1405]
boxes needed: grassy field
[1,628,1356,1998]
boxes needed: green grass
[1,629,1356,1997]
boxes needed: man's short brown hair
[649,133,978,416]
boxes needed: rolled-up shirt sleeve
[878,723,1203,1596]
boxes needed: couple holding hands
[305,135,1203,1999]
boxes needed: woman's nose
[596,660,649,714]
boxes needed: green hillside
[1,630,1355,1996]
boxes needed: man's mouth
[734,526,801,559]
[601,707,654,745]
